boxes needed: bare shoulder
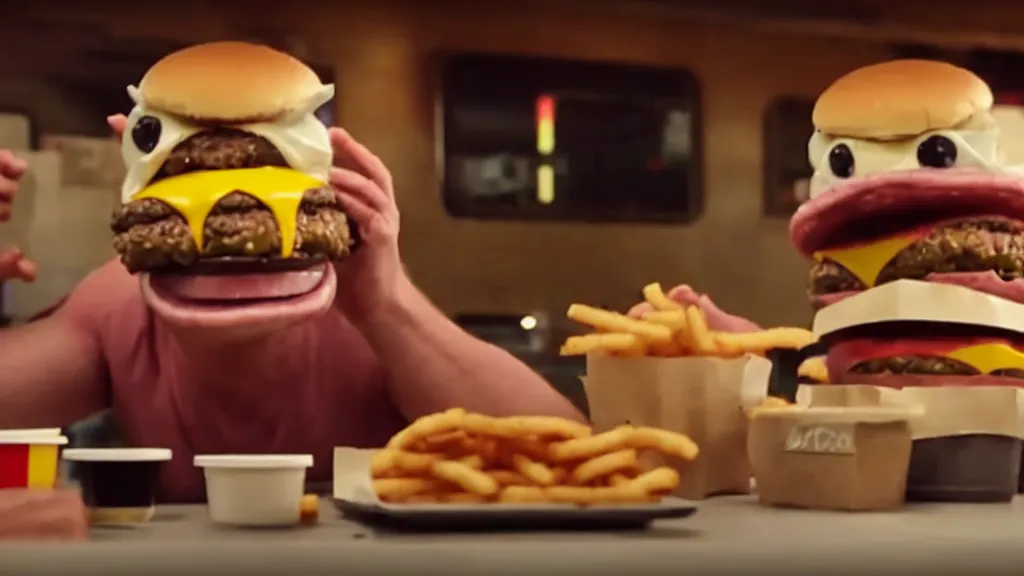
[57,259,144,324]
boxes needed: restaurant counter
[3,495,1024,575]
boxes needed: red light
[536,95,555,121]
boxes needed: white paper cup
[194,454,313,527]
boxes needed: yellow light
[536,165,554,205]
[520,315,538,331]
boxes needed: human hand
[327,128,406,325]
[628,284,761,333]
[0,488,89,541]
[0,150,37,282]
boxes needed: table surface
[3,496,1024,575]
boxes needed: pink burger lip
[140,263,337,329]
[789,168,1024,257]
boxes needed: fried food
[561,282,818,360]
[371,411,699,506]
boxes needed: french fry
[713,327,817,356]
[559,333,645,356]
[798,356,829,383]
[566,304,672,343]
[642,283,682,312]
[682,306,717,354]
[641,310,688,332]
[372,411,698,506]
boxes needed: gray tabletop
[3,496,1024,575]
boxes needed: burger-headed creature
[789,59,1024,386]
[111,42,352,329]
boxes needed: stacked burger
[790,59,1024,502]
[110,42,353,328]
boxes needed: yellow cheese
[947,344,1024,375]
[133,167,325,258]
[812,235,920,288]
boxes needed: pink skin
[0,116,582,511]
[0,150,36,282]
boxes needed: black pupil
[131,116,162,154]
[917,135,957,168]
[828,143,855,178]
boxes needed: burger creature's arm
[357,278,586,423]
[0,275,108,427]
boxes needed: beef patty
[847,355,1024,379]
[111,129,352,274]
[808,218,1024,305]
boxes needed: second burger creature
[692,59,1024,386]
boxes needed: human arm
[357,278,584,422]
[0,280,109,428]
[0,489,88,541]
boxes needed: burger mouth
[789,168,1024,307]
[791,168,1024,255]
[113,129,350,323]
[140,262,337,329]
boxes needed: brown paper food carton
[749,385,915,511]
[806,385,1024,503]
[583,354,752,500]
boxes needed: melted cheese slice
[133,167,325,258]
[813,234,921,287]
[947,344,1024,375]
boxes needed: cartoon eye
[131,115,162,154]
[917,135,957,168]
[827,143,855,178]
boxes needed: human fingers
[107,114,128,142]
[627,301,653,319]
[329,167,392,213]
[15,256,37,282]
[329,128,394,198]
[0,150,27,180]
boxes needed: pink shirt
[76,262,407,502]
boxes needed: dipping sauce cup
[0,434,69,489]
[194,454,313,527]
[62,448,173,524]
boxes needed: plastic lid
[0,435,68,446]
[194,454,314,469]
[0,428,61,437]
[62,448,172,462]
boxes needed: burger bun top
[812,59,993,140]
[136,41,332,122]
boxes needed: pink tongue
[152,270,324,301]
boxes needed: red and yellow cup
[0,429,68,489]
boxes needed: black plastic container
[906,435,1022,503]
[62,448,172,524]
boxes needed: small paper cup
[0,435,69,489]
[63,448,172,524]
[194,454,313,527]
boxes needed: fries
[371,411,699,506]
[561,282,818,360]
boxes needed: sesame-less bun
[812,59,994,139]
[138,41,326,122]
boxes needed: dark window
[440,53,702,223]
[763,96,815,217]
